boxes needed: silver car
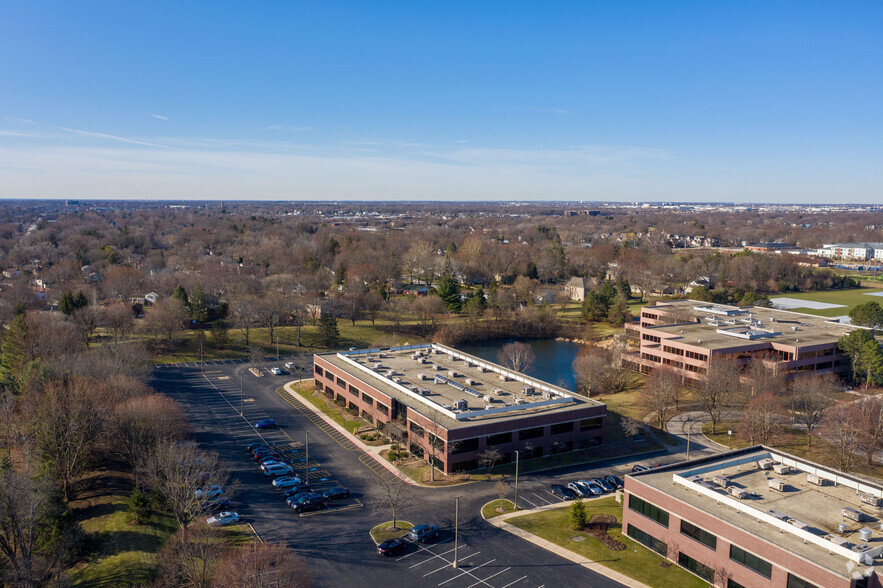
[577,479,604,495]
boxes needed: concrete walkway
[484,500,653,588]
[665,410,736,456]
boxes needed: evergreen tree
[319,312,340,348]
[190,283,207,322]
[74,290,89,310]
[437,275,462,311]
[472,286,487,310]
[525,261,539,280]
[598,282,617,305]
[172,285,189,309]
[616,277,631,300]
[606,292,632,326]
[569,498,587,529]
[849,301,883,329]
[581,290,610,322]
[59,292,76,316]
[839,330,880,385]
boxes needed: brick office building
[622,300,861,385]
[312,343,606,474]
[624,447,882,588]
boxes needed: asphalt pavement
[150,358,669,588]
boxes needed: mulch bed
[585,514,625,551]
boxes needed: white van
[263,463,293,477]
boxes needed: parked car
[272,476,303,489]
[605,475,624,489]
[254,419,276,429]
[550,484,577,500]
[204,496,233,512]
[632,464,650,473]
[576,480,604,496]
[270,367,282,375]
[407,524,440,543]
[263,463,293,477]
[592,478,615,492]
[322,486,350,501]
[253,449,280,460]
[377,537,406,556]
[291,494,326,513]
[282,485,312,498]
[260,460,285,470]
[258,454,283,465]
[194,485,223,499]
[567,482,592,498]
[285,492,314,505]
[246,442,267,453]
[207,511,240,526]
[284,361,295,369]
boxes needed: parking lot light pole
[453,495,460,568]
[239,373,243,416]
[514,451,519,511]
[305,432,309,486]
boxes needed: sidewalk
[484,500,653,588]
[281,381,425,486]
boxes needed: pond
[456,338,584,391]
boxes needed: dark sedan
[254,419,276,429]
[246,442,267,453]
[323,486,350,501]
[377,537,406,556]
[550,484,577,500]
[282,485,312,498]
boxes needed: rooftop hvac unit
[447,370,457,378]
[807,473,825,486]
[768,510,788,521]
[499,374,509,382]
[712,475,729,488]
[392,377,402,383]
[408,385,418,392]
[483,395,494,402]
[860,494,882,507]
[515,398,526,404]
[465,378,475,386]
[417,357,427,364]
[839,524,848,534]
[373,362,382,369]
[843,507,864,522]
[522,386,535,394]
[541,392,552,399]
[433,364,442,371]
[451,355,460,361]
[417,373,427,381]
[411,354,420,360]
[420,389,430,396]
[860,528,872,542]
[791,326,799,331]
[494,389,504,395]
[435,349,443,355]
[727,486,747,499]
[478,366,488,373]
[453,399,467,410]
[465,362,474,367]
[484,403,494,410]
[758,458,774,470]
[772,463,791,475]
[769,479,786,492]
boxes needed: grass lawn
[482,499,518,519]
[292,385,363,435]
[68,470,178,587]
[769,287,883,317]
[507,497,706,588]
[370,520,414,544]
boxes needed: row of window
[642,334,662,343]
[628,495,670,528]
[663,345,685,356]
[318,367,390,418]
[626,524,667,556]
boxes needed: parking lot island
[313,343,607,475]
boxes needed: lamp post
[453,495,460,568]
[514,450,519,511]
[305,432,309,486]
[239,373,243,416]
[727,429,732,449]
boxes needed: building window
[409,421,425,436]
[376,404,389,418]
[487,432,512,445]
[519,427,544,440]
[786,575,819,588]
[727,581,747,588]
[628,495,669,528]
[550,422,573,435]
[642,334,661,343]
[361,392,374,406]
[677,552,714,583]
[451,438,479,454]
[626,524,667,556]
[349,383,359,395]
[579,417,603,431]
[314,365,324,376]
[729,545,772,579]
[680,520,717,550]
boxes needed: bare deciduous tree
[743,391,785,445]
[497,342,536,373]
[640,367,680,428]
[789,373,838,447]
[573,348,640,397]
[103,265,144,303]
[495,478,509,511]
[104,302,134,339]
[230,297,259,348]
[142,298,188,344]
[820,402,864,472]
[144,441,232,527]
[213,542,313,588]
[375,473,413,531]
[112,393,188,484]
[155,521,225,588]
[857,396,883,466]
[362,291,384,327]
[478,448,503,474]
[71,305,102,346]
[694,357,742,435]
[412,295,447,336]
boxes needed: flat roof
[630,447,883,578]
[645,300,860,350]
[317,343,604,430]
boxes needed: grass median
[481,499,517,519]
[370,521,414,544]
[506,497,706,588]
[292,385,363,436]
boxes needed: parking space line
[518,495,539,509]
[466,567,511,588]
[437,559,495,587]
[397,538,453,561]
[531,492,552,505]
[409,546,458,568]
[498,576,528,588]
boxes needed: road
[151,358,652,588]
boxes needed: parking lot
[152,359,630,587]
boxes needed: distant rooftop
[318,343,603,429]
[631,447,883,578]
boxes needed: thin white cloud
[260,125,283,131]
[0,130,35,137]
[59,127,172,149]
[149,113,169,120]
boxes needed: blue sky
[1,2,882,202]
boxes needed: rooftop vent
[494,389,504,395]
[499,374,510,382]
[465,378,476,386]
[522,385,535,394]
[453,399,467,410]
[447,370,458,377]
[515,398,526,405]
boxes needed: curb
[369,521,414,546]
[281,382,424,486]
[486,499,653,588]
